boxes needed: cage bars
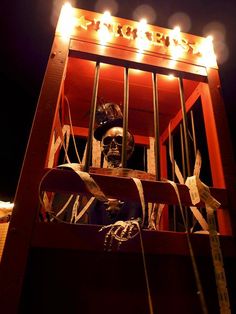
[152,72,161,181]
[190,110,197,157]
[122,67,129,168]
[84,62,100,172]
[178,77,191,177]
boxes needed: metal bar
[122,67,129,168]
[178,78,191,232]
[180,123,189,230]
[190,110,197,157]
[180,123,186,180]
[178,77,191,177]
[190,110,199,228]
[170,134,176,231]
[84,62,100,172]
[152,72,161,181]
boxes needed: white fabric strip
[58,163,108,202]
[195,178,231,314]
[132,177,146,227]
[75,197,96,223]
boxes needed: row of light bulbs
[58,3,217,68]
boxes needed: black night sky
[1,0,235,201]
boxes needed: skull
[101,127,135,168]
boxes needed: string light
[198,35,217,67]
[97,11,112,45]
[168,74,175,80]
[57,5,217,67]
[171,26,181,41]
[136,18,150,52]
[169,26,185,60]
[57,2,75,40]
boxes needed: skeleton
[101,126,135,168]
[99,126,136,220]
[99,219,141,251]
[49,103,142,228]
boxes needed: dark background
[1,0,235,201]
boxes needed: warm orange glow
[57,2,75,40]
[135,51,144,62]
[74,11,207,63]
[168,59,177,68]
[198,35,217,67]
[102,11,112,24]
[169,26,185,60]
[97,11,113,45]
[207,35,213,41]
[139,18,148,28]
[168,74,175,80]
[100,62,111,69]
[136,18,150,52]
[130,68,143,75]
[0,201,14,211]
[171,26,181,40]
[171,45,185,60]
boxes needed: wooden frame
[0,5,235,313]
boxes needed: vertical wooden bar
[178,78,192,230]
[84,62,100,172]
[200,73,235,235]
[159,144,169,230]
[0,33,70,312]
[152,72,161,181]
[190,110,197,157]
[170,134,176,231]
[170,134,175,182]
[180,124,186,180]
[122,67,129,168]
[178,77,191,177]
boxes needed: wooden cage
[0,4,236,314]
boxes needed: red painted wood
[31,222,236,257]
[69,38,207,80]
[0,35,71,313]
[39,167,229,209]
[202,69,236,235]
[1,6,236,314]
[71,8,212,68]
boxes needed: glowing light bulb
[171,26,181,40]
[136,18,149,52]
[98,11,112,45]
[198,35,217,67]
[102,11,112,24]
[57,2,75,40]
[168,74,175,80]
[169,26,184,60]
[0,201,14,210]
[138,19,148,31]
[207,35,213,42]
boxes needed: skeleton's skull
[101,127,135,168]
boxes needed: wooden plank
[70,8,215,69]
[203,68,236,235]
[30,222,236,257]
[40,168,229,208]
[0,35,71,313]
[69,39,207,80]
